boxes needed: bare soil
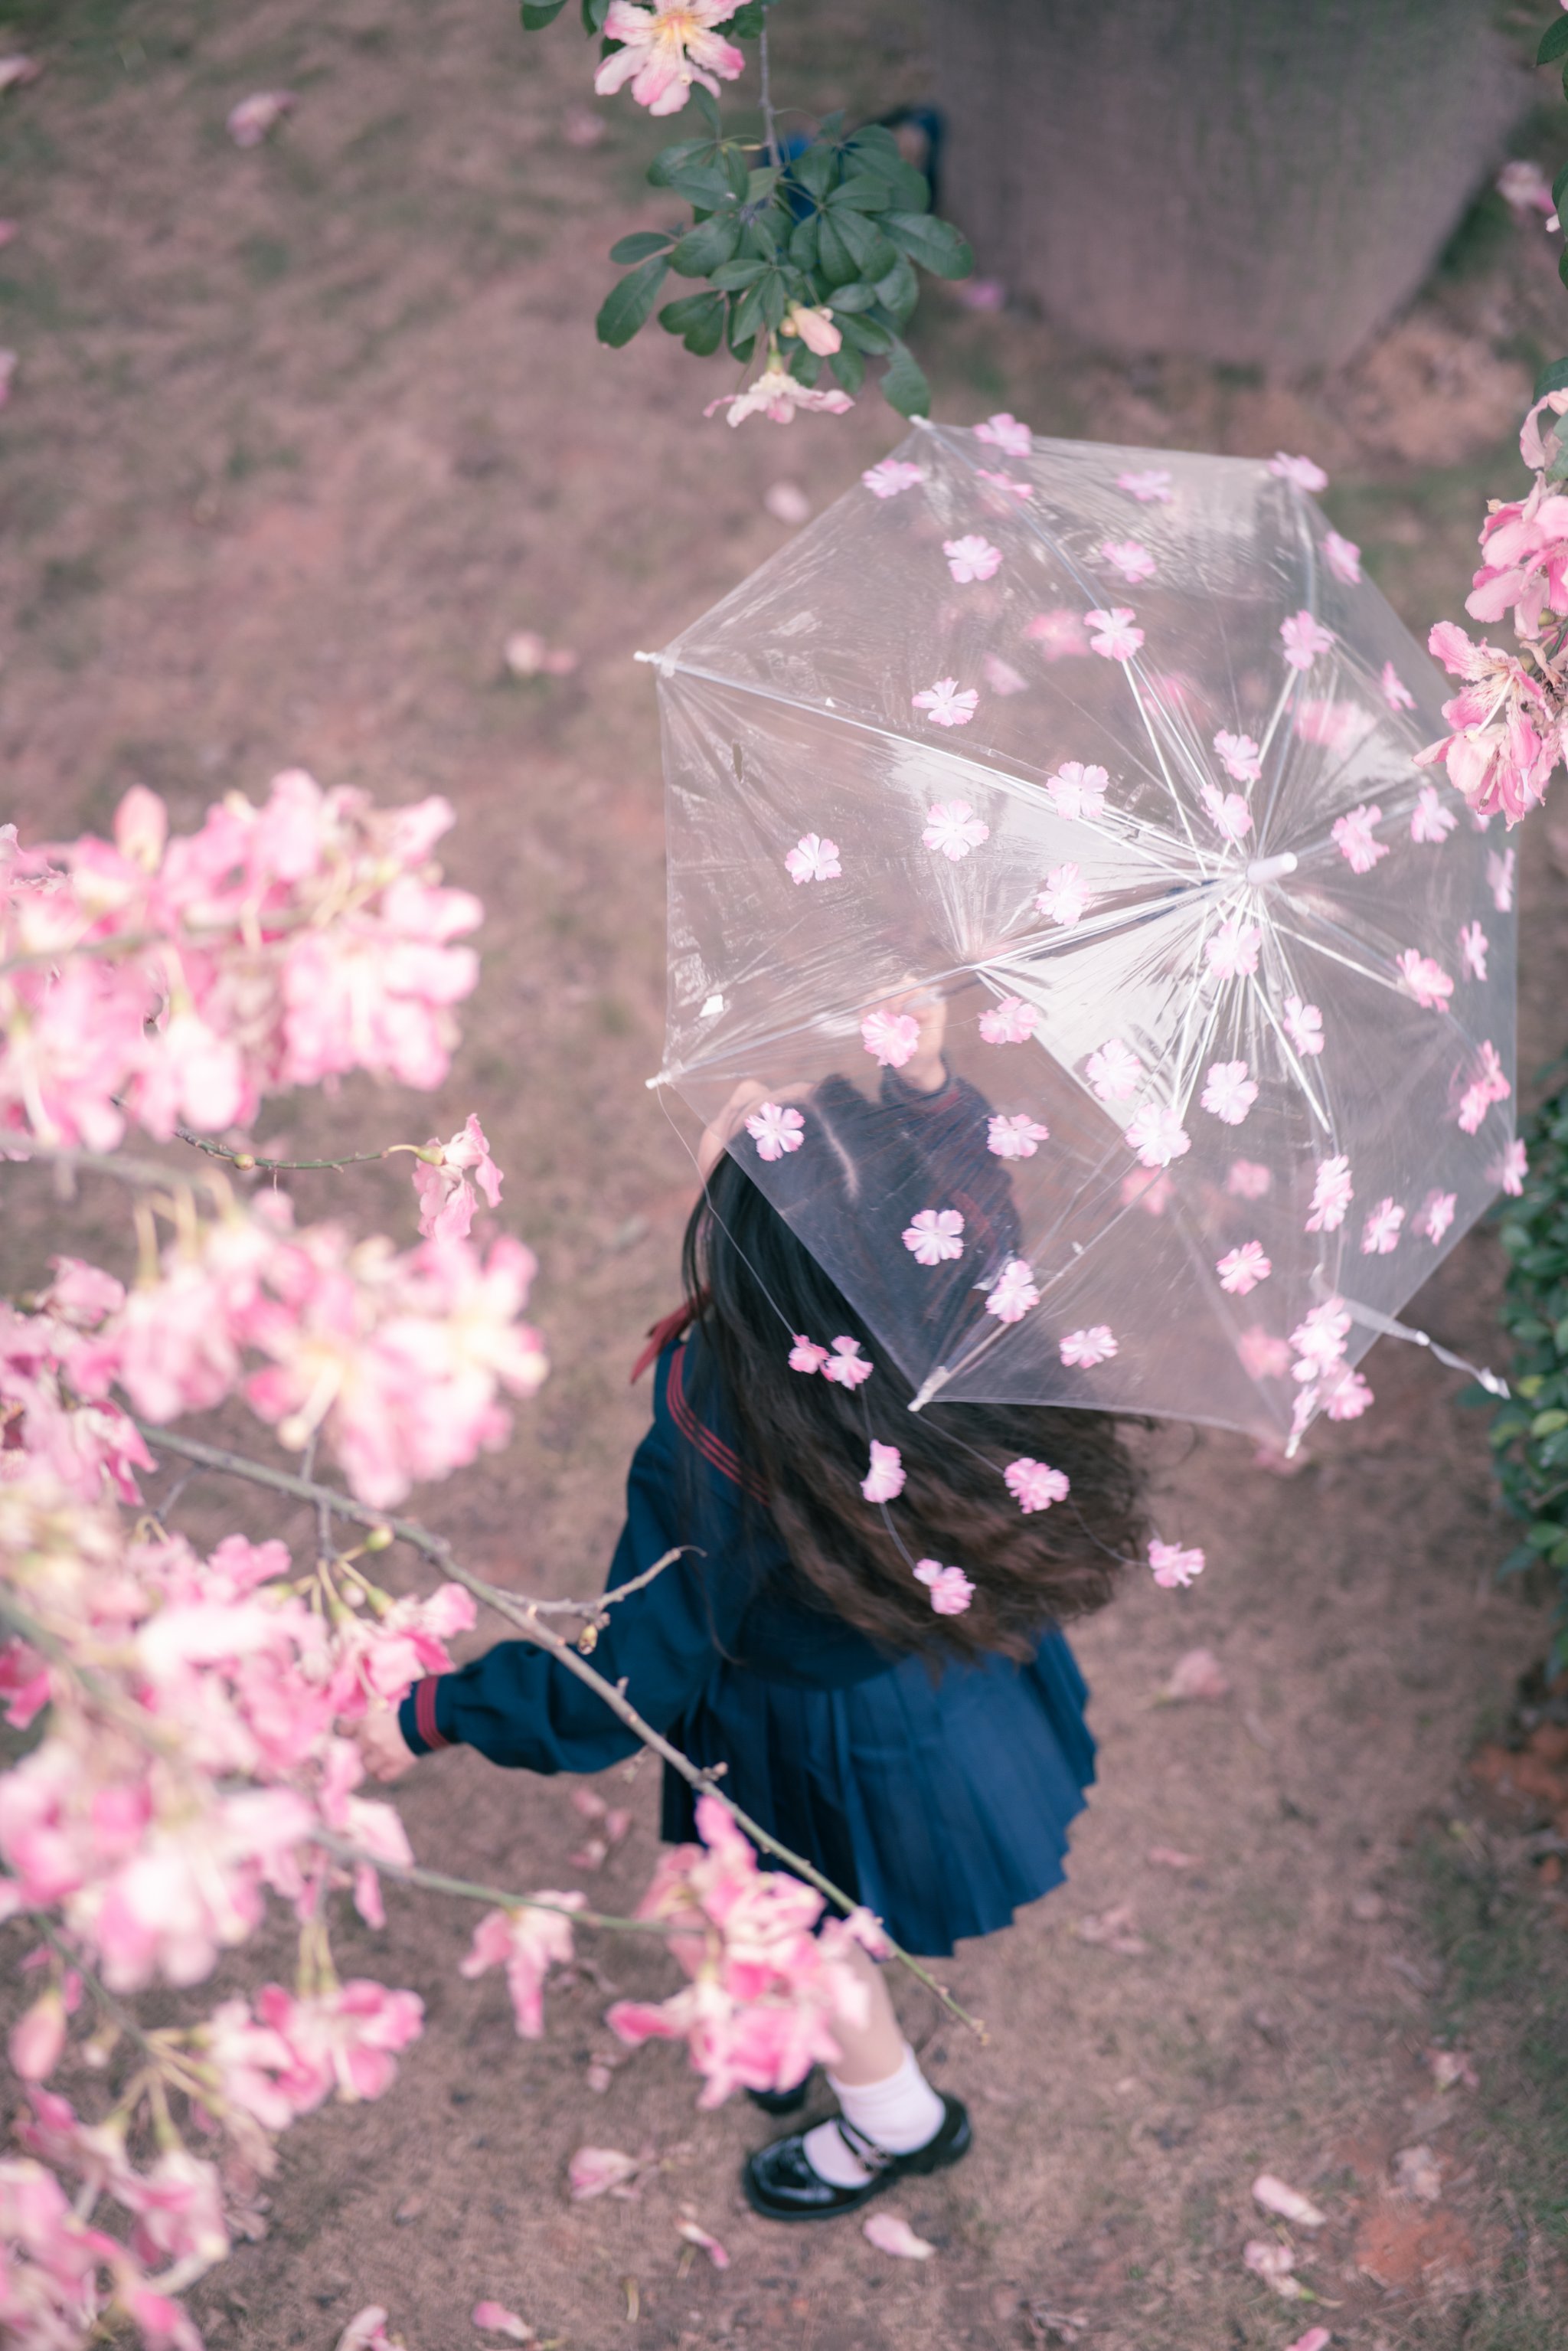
[3,5,1567,2347]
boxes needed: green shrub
[1493,1077,1568,1673]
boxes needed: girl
[358,996,1145,2221]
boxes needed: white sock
[800,2045,946,2188]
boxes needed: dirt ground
[4,4,1568,2347]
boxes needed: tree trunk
[927,0,1524,372]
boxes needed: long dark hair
[681,1149,1147,1662]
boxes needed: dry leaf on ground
[567,2146,643,2201]
[1242,2239,1307,2299]
[1076,1903,1148,1955]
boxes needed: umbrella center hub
[1243,850,1299,886]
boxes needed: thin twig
[172,1130,401,1176]
[758,21,781,169]
[310,1831,681,1939]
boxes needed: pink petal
[862,2211,936,2258]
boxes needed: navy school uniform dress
[398,1064,1098,1959]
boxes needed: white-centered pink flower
[1396,949,1454,1011]
[784,832,841,884]
[1148,1538,1205,1588]
[913,1559,975,1614]
[1237,1326,1290,1379]
[788,1335,829,1374]
[923,798,989,859]
[1213,729,1263,784]
[1361,1198,1404,1254]
[1488,848,1515,911]
[1204,912,1262,981]
[1491,1138,1528,1195]
[1059,1323,1116,1368]
[594,1,746,117]
[1380,661,1416,712]
[974,411,1031,456]
[1331,804,1388,874]
[1217,1241,1272,1296]
[1323,530,1362,584]
[1125,1101,1191,1168]
[1120,1167,1173,1215]
[943,534,1001,584]
[746,1101,805,1160]
[1282,995,1324,1057]
[412,1113,504,1241]
[1410,786,1457,845]
[1459,920,1488,980]
[1305,1153,1354,1232]
[1268,452,1328,492]
[861,457,923,499]
[975,467,1033,499]
[1227,1159,1272,1199]
[704,367,854,427]
[1101,538,1156,584]
[1044,760,1109,820]
[1085,606,1143,660]
[1200,1059,1258,1125]
[1035,862,1089,926]
[1290,1298,1351,1378]
[978,995,1038,1044]
[912,677,978,728]
[1295,696,1374,754]
[860,1009,920,1068]
[1280,610,1335,670]
[822,1336,873,1388]
[1086,1037,1142,1100]
[1416,1189,1457,1244]
[860,1440,906,1504]
[1004,1457,1070,1512]
[1024,608,1092,659]
[987,1112,1049,1160]
[982,652,1028,695]
[985,1258,1040,1323]
[1116,468,1173,503]
[902,1208,965,1264]
[1200,782,1253,842]
[1321,1364,1374,1421]
[1458,1038,1511,1133]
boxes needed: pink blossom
[913,1559,975,1614]
[861,458,923,499]
[1116,469,1173,503]
[1036,862,1089,926]
[1024,609,1092,659]
[912,676,978,728]
[1004,1457,1070,1512]
[1459,920,1489,980]
[1268,452,1328,492]
[1491,1138,1528,1195]
[8,1990,66,2082]
[863,2211,937,2258]
[746,1101,805,1159]
[473,2302,534,2341]
[120,2146,229,2272]
[1085,606,1143,660]
[568,2146,642,2199]
[860,1009,920,1068]
[987,1112,1050,1160]
[1125,1100,1191,1168]
[822,1336,873,1388]
[1217,1241,1272,1296]
[1522,385,1568,469]
[1396,949,1454,1011]
[974,411,1031,456]
[1086,1037,1142,1100]
[227,90,296,146]
[1045,761,1109,819]
[943,534,1001,584]
[860,1440,906,1504]
[1467,477,1568,640]
[985,1258,1040,1323]
[978,994,1037,1044]
[1148,1539,1205,1589]
[1213,729,1263,784]
[1200,782,1253,842]
[594,1,745,116]
[1290,1298,1350,1378]
[1361,1197,1404,1254]
[1414,625,1555,826]
[1200,1060,1258,1125]
[982,652,1028,695]
[922,799,989,859]
[1279,610,1335,670]
[1488,848,1515,911]
[676,2221,730,2270]
[257,1980,424,2109]
[1237,1325,1291,1379]
[1101,539,1156,584]
[412,1113,504,1241]
[1411,786,1457,845]
[1498,158,1557,217]
[1305,1153,1354,1232]
[1458,1038,1511,1133]
[1282,995,1324,1057]
[1321,1364,1374,1421]
[1204,913,1262,980]
[788,1336,829,1374]
[1060,1324,1117,1368]
[1295,696,1374,754]
[902,1208,965,1264]
[1331,804,1388,874]
[784,832,841,884]
[1227,1159,1272,1199]
[1120,1167,1173,1215]
[782,302,841,355]
[1380,661,1416,712]
[1416,1189,1457,1244]
[975,468,1033,500]
[1324,530,1362,584]
[460,1895,584,2038]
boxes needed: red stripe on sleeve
[415,1676,451,1751]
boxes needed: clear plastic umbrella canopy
[646,422,1517,1447]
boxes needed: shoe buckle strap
[835,2117,894,2173]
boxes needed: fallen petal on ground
[1253,2173,1327,2228]
[863,2212,936,2258]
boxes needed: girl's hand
[357,1702,418,1784]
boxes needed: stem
[310,1831,682,1939]
[759,21,781,170]
[172,1130,400,1176]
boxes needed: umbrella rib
[1243,971,1332,1133]
[1122,666,1209,863]
[1266,917,1494,1070]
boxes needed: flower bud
[9,1987,67,2081]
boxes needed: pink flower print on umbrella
[1004,1457,1070,1512]
[822,1336,873,1388]
[861,1440,906,1503]
[903,1208,965,1264]
[1291,1298,1350,1381]
[912,677,978,728]
[914,1558,975,1614]
[788,1336,829,1374]
[1117,468,1173,503]
[784,832,841,884]
[1380,661,1416,712]
[1148,1538,1205,1588]
[1120,1167,1174,1215]
[1101,538,1156,584]
[1227,1159,1272,1199]
[1324,530,1362,584]
[1331,804,1388,874]
[746,1101,805,1160]
[987,1257,1041,1322]
[861,457,923,499]
[1025,608,1092,659]
[1491,1138,1528,1195]
[1037,862,1089,926]
[1296,696,1374,754]
[1045,760,1109,820]
[943,534,1002,584]
[1086,607,1144,660]
[1201,1059,1259,1124]
[1086,1037,1143,1100]
[988,1112,1050,1159]
[1238,1326,1291,1379]
[1396,950,1454,1011]
[1416,1189,1457,1244]
[1305,1153,1353,1231]
[975,468,1033,500]
[1411,787,1457,845]
[1458,1038,1510,1133]
[982,652,1028,695]
[1459,920,1488,980]
[978,995,1038,1044]
[1268,451,1328,492]
[861,1008,920,1067]
[1060,1324,1118,1367]
[1126,1101,1191,1168]
[1361,1198,1404,1254]
[1488,849,1515,912]
[1213,730,1263,784]
[974,411,1031,456]
[923,799,990,859]
[1218,1241,1272,1295]
[1321,1365,1374,1421]
[1280,610,1335,670]
[1283,996,1324,1057]
[1200,782,1253,842]
[1205,912,1263,980]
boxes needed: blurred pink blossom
[412,1115,504,1242]
[1116,469,1172,503]
[1200,1060,1257,1125]
[1101,539,1155,584]
[1085,607,1143,660]
[974,412,1031,456]
[1282,995,1323,1057]
[1086,1037,1142,1100]
[1060,1325,1116,1368]
[461,1895,585,2038]
[1004,1457,1069,1512]
[922,799,989,859]
[1268,453,1328,492]
[594,0,744,116]
[987,1113,1049,1161]
[861,1009,921,1068]
[985,1259,1040,1323]
[1305,1155,1354,1232]
[1279,610,1334,669]
[860,1441,906,1504]
[943,535,1001,584]
[821,1337,872,1388]
[1125,1102,1191,1169]
[978,995,1037,1044]
[1036,862,1089,926]
[912,678,978,727]
[861,459,923,499]
[1148,1539,1205,1589]
[1045,761,1109,819]
[227,91,296,146]
[1331,803,1388,873]
[913,1560,975,1615]
[1217,1241,1271,1296]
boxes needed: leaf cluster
[1490,1077,1568,1670]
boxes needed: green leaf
[580,0,610,29]
[872,252,919,322]
[608,230,674,264]
[835,310,893,355]
[726,0,772,34]
[825,280,876,312]
[786,338,822,385]
[789,217,821,270]
[723,146,752,202]
[710,257,766,291]
[828,175,893,214]
[816,212,858,286]
[730,278,769,345]
[884,210,974,279]
[689,85,722,135]
[831,207,897,278]
[1536,356,1568,401]
[1540,15,1568,63]
[670,214,741,276]
[1559,244,1568,293]
[1530,1519,1565,1549]
[1554,161,1568,212]
[521,0,569,26]
[658,289,726,355]
[1533,1409,1568,1437]
[830,342,864,395]
[760,269,787,332]
[841,123,903,173]
[880,338,931,418]
[595,253,670,346]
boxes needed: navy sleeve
[882,1062,1022,1265]
[398,1347,753,1772]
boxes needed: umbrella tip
[1246,851,1298,886]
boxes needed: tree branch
[758,21,782,171]
[310,1830,680,1939]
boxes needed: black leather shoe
[746,2072,814,2117]
[742,2093,971,2222]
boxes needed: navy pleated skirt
[661,1630,1094,1958]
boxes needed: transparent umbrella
[643,421,1517,1448]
